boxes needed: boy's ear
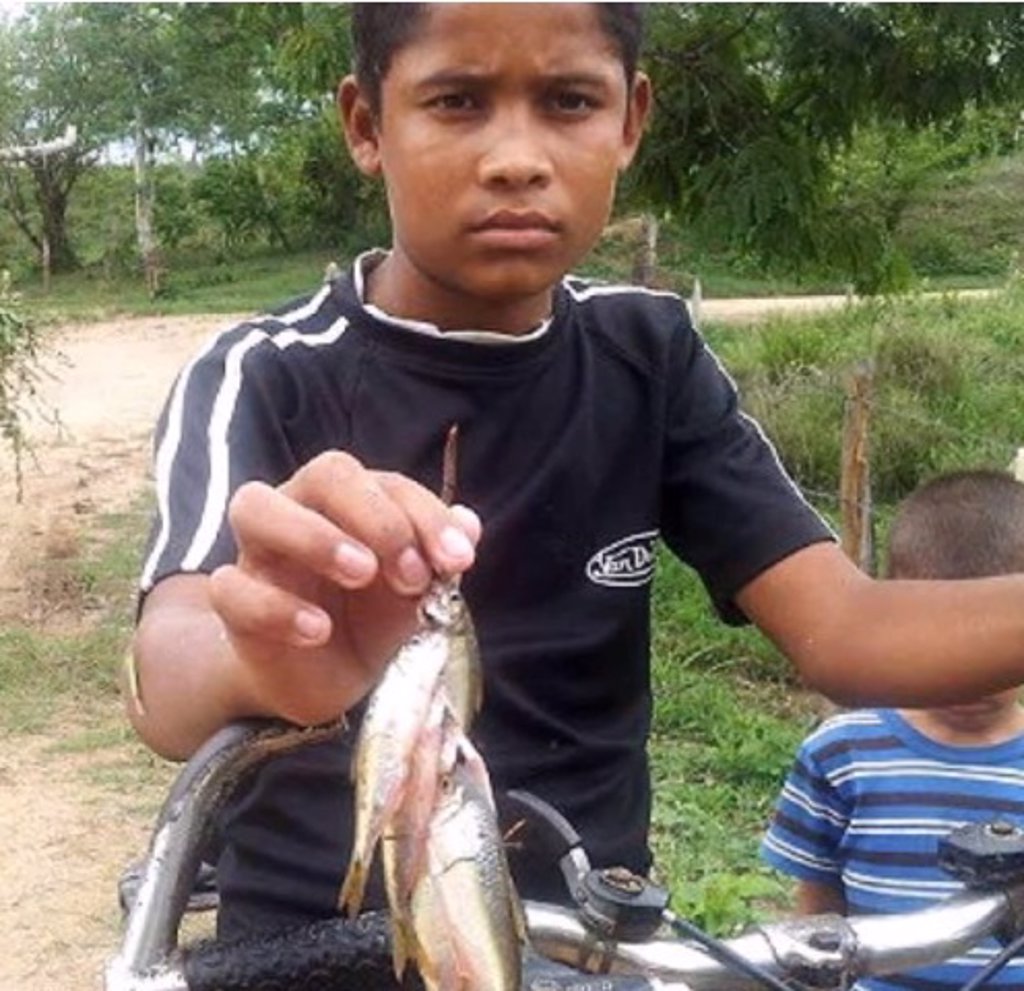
[338,75,382,176]
[618,71,652,172]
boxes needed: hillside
[896,152,1024,279]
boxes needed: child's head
[351,3,645,118]
[338,3,652,332]
[887,470,1024,581]
[889,470,1024,731]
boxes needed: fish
[339,575,482,917]
[344,423,521,988]
[429,579,483,729]
[408,743,525,991]
[381,691,448,978]
[339,617,449,917]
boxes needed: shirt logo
[585,530,659,588]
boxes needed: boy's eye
[429,92,479,113]
[548,90,599,116]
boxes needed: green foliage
[708,286,1024,505]
[194,158,275,249]
[646,549,814,931]
[897,153,1024,277]
[154,167,201,252]
[19,247,343,322]
[633,4,1024,290]
[0,273,41,495]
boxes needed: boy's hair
[351,3,645,117]
[887,470,1024,580]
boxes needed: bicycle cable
[662,909,795,991]
[956,928,1024,991]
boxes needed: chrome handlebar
[105,719,1024,991]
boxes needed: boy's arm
[130,574,261,760]
[738,541,1024,706]
[129,452,480,760]
[794,879,847,916]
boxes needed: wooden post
[690,276,703,328]
[631,211,659,287]
[41,232,51,295]
[1011,447,1024,482]
[840,360,875,574]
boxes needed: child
[761,470,1024,990]
[129,4,1024,940]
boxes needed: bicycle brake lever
[497,789,593,904]
[497,789,669,942]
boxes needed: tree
[0,6,116,274]
[630,3,1024,289]
[72,3,271,294]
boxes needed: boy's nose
[477,114,553,190]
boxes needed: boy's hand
[207,451,480,727]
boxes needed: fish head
[420,577,470,632]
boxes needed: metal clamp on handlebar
[498,789,669,942]
[939,820,1024,891]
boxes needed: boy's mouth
[468,210,561,251]
[474,209,560,231]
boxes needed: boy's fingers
[209,563,332,647]
[282,452,479,593]
[284,453,429,593]
[449,503,483,545]
[229,481,378,587]
[376,473,479,575]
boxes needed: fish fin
[511,886,530,945]
[389,913,416,980]
[338,859,367,919]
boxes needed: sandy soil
[0,292,894,990]
[0,313,240,991]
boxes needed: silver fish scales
[341,425,522,989]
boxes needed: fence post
[840,360,875,574]
[1011,447,1024,482]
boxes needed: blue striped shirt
[761,709,1024,991]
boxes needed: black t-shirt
[140,256,832,937]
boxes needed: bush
[707,287,1024,507]
[0,273,42,497]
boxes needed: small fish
[339,622,448,917]
[428,579,483,729]
[409,749,524,991]
[381,691,448,979]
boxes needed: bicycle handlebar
[104,719,1024,991]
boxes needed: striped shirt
[761,709,1024,990]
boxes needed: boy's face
[340,3,650,331]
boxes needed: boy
[129,4,1024,940]
[761,470,1024,990]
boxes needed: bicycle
[106,718,1024,991]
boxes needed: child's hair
[887,470,1024,580]
[351,3,645,117]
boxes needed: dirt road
[0,313,239,991]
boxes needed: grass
[896,154,1024,279]
[647,549,821,929]
[0,503,149,734]
[703,281,1024,509]
[18,246,345,325]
